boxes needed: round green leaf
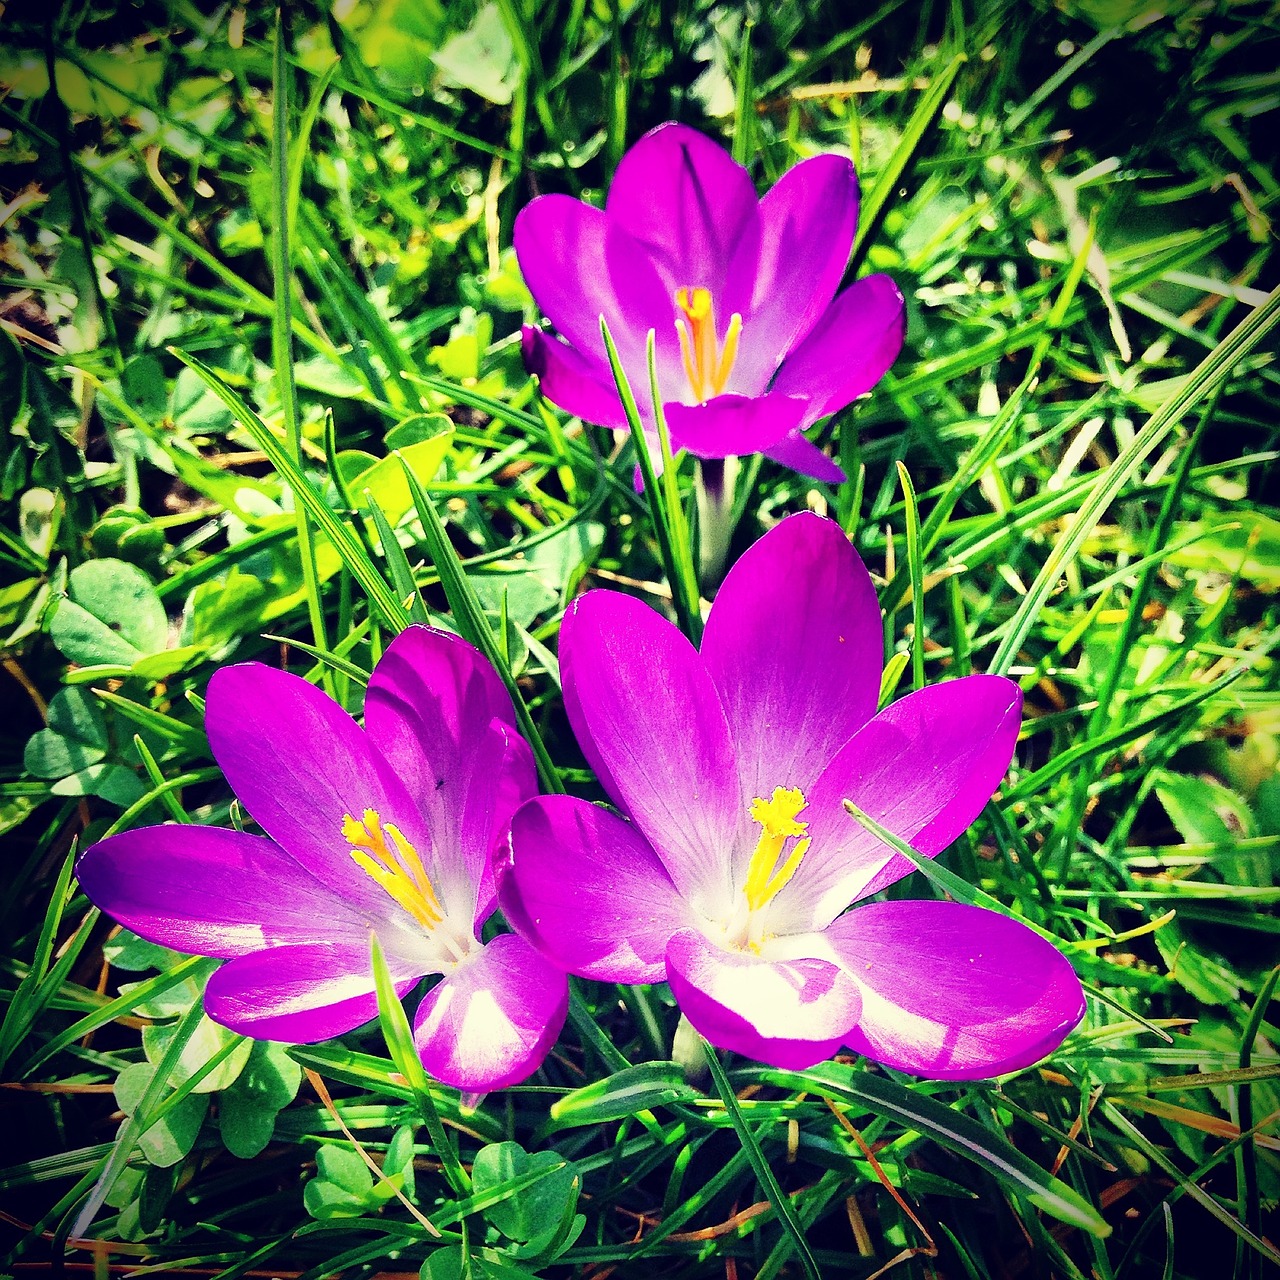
[219,1041,303,1159]
[143,1014,252,1094]
[46,685,109,746]
[49,559,168,666]
[23,687,108,778]
[51,763,147,806]
[114,1061,210,1168]
[24,728,105,779]
[471,1142,578,1244]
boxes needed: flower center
[675,286,742,403]
[343,808,444,931]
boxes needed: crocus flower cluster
[80,127,1084,1096]
[500,514,1084,1076]
[515,123,905,482]
[78,627,569,1093]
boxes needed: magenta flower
[514,123,905,483]
[500,514,1083,1077]
[78,627,569,1093]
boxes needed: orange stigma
[675,287,742,402]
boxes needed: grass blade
[69,995,205,1238]
[368,934,468,1198]
[763,1063,1111,1237]
[363,490,431,625]
[897,461,926,690]
[704,1044,822,1280]
[169,348,408,631]
[852,50,966,262]
[989,284,1280,674]
[397,454,562,793]
[1102,1100,1280,1268]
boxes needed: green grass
[2,1,1279,1277]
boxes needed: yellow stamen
[343,808,443,930]
[675,286,742,403]
[718,313,742,389]
[743,787,811,912]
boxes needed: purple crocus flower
[514,122,905,483]
[500,514,1084,1076]
[78,626,569,1093]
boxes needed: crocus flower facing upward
[501,514,1084,1076]
[515,122,905,483]
[78,627,569,1093]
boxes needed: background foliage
[2,0,1279,1276]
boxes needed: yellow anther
[343,808,443,930]
[675,286,742,403]
[743,787,811,912]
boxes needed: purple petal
[723,154,859,391]
[663,392,810,459]
[364,626,534,924]
[701,513,882,806]
[77,825,369,958]
[522,327,632,430]
[824,901,1084,1079]
[772,275,906,425]
[606,123,759,301]
[665,928,861,1070]
[203,664,435,917]
[561,590,744,913]
[768,676,1023,934]
[203,940,419,1043]
[514,195,671,366]
[412,933,569,1092]
[761,431,847,483]
[501,795,689,983]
